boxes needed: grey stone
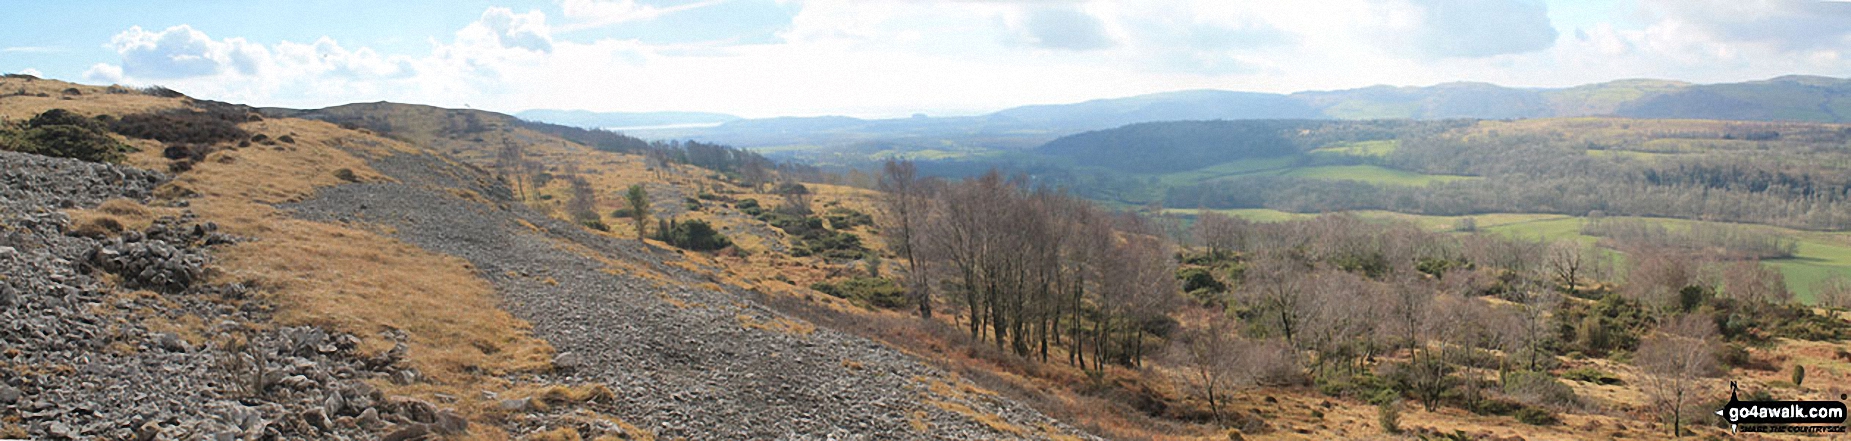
[497,397,531,412]
[153,332,188,352]
[552,351,582,370]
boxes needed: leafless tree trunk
[1638,314,1720,438]
[878,160,934,318]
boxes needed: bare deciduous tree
[1814,274,1851,311]
[1638,314,1721,438]
[1242,253,1309,346]
[1545,240,1591,294]
[878,160,933,318]
[1720,260,1790,307]
[1192,210,1247,258]
[1165,314,1262,427]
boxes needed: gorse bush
[811,277,907,309]
[760,211,867,260]
[0,109,132,163]
[822,207,873,229]
[110,102,253,146]
[653,218,731,251]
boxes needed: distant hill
[993,90,1321,130]
[1001,76,1851,124]
[1034,120,1310,173]
[1614,75,1851,122]
[515,109,740,129]
[1029,119,1471,174]
[636,76,1846,158]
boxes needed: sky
[4,0,1851,118]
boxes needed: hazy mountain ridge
[521,76,1851,157]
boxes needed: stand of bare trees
[879,163,1180,370]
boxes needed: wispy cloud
[556,0,729,31]
[2,46,63,53]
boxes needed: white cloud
[103,25,269,79]
[463,7,555,53]
[1012,5,1117,51]
[15,68,43,77]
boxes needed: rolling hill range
[544,75,1851,164]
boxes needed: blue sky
[4,0,1850,118]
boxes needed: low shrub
[0,110,132,163]
[811,277,907,309]
[1377,400,1402,434]
[653,219,731,251]
[1513,407,1560,425]
[139,85,185,98]
[110,104,252,146]
[1503,371,1579,409]
[333,168,359,182]
[823,207,873,229]
[1177,267,1226,294]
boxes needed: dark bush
[111,105,251,146]
[277,134,295,144]
[333,168,359,182]
[1513,407,1560,425]
[1503,371,1579,409]
[823,207,873,229]
[811,277,907,309]
[28,108,106,131]
[1,115,131,163]
[1177,267,1226,293]
[653,218,732,251]
[139,85,185,98]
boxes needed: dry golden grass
[66,198,166,238]
[65,213,124,238]
[907,410,932,432]
[930,399,1030,437]
[736,313,816,336]
[0,79,184,121]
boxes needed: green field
[1310,140,1399,157]
[1278,165,1477,186]
[1175,208,1851,304]
[1586,149,1679,160]
[1154,156,1297,186]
